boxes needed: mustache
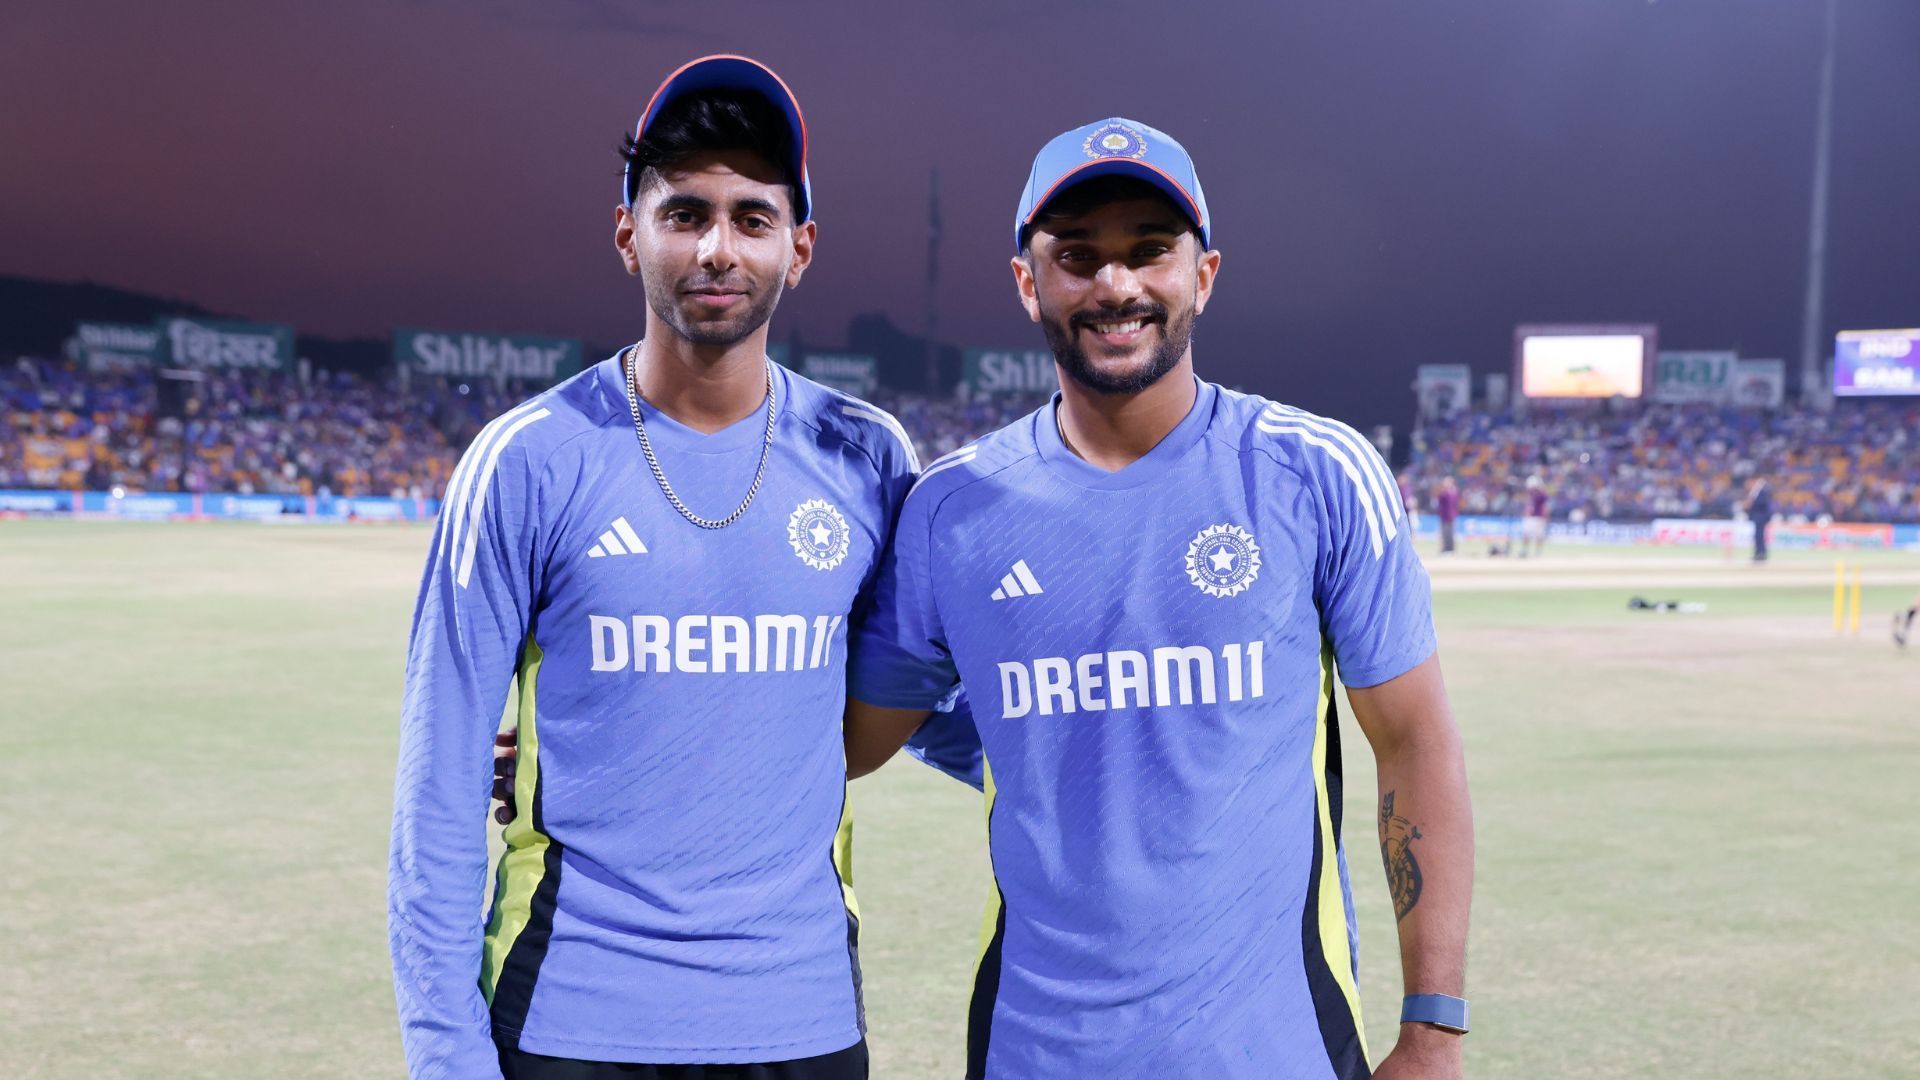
[1069,303,1167,329]
[679,275,751,293]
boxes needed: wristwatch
[1400,993,1470,1035]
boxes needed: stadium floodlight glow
[1513,324,1657,399]
[1833,329,1920,397]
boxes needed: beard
[643,268,786,348]
[1039,297,1194,395]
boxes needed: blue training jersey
[848,378,1436,1079]
[390,356,924,1075]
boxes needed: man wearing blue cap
[845,119,1474,1079]
[389,55,935,1079]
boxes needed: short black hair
[620,89,800,215]
[1019,174,1196,252]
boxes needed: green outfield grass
[4,521,1918,1077]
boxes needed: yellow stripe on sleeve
[973,757,1003,969]
[1310,645,1368,1059]
[482,639,550,1003]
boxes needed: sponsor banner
[211,494,302,520]
[1771,522,1896,550]
[1514,324,1655,399]
[1896,524,1920,550]
[963,348,1058,395]
[1412,515,1653,545]
[0,490,71,513]
[1415,364,1471,420]
[1834,329,1920,397]
[73,322,164,372]
[92,491,198,518]
[798,352,878,397]
[1729,358,1786,408]
[1651,351,1737,404]
[395,328,583,382]
[329,497,407,521]
[163,318,295,371]
[1652,518,1745,546]
[296,495,433,521]
[1548,520,1654,544]
[1456,516,1526,539]
[1651,517,1904,550]
[0,489,437,522]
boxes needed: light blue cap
[1014,117,1209,251]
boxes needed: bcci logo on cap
[788,499,851,571]
[1083,123,1149,161]
[1185,523,1261,598]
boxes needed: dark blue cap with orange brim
[1015,117,1209,251]
[624,54,812,224]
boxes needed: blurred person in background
[1436,474,1460,555]
[1520,474,1549,559]
[1744,477,1773,563]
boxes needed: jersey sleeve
[904,687,985,791]
[389,427,546,1079]
[848,481,963,712]
[846,431,982,787]
[1308,438,1436,689]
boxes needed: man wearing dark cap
[846,119,1474,1079]
[389,55,925,1079]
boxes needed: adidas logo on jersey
[990,560,1045,601]
[588,517,648,558]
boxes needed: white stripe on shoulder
[909,445,978,494]
[440,399,543,565]
[1264,404,1398,505]
[1263,404,1401,535]
[454,406,552,588]
[840,403,921,473]
[1256,418,1385,559]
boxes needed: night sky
[4,0,1917,430]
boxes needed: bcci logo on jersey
[787,499,851,571]
[1185,523,1261,598]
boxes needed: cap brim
[1020,158,1207,249]
[627,55,811,222]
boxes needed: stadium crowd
[0,356,528,498]
[869,389,1052,462]
[8,355,1916,523]
[1405,401,1920,523]
[0,356,1046,499]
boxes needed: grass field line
[1429,566,1920,591]
[1421,548,1916,571]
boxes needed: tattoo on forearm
[1379,790,1424,922]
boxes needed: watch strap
[1401,993,1470,1034]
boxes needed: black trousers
[497,1038,868,1080]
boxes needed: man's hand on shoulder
[1372,1024,1464,1080]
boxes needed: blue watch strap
[1401,993,1470,1033]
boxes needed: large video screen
[1834,329,1920,397]
[1514,325,1654,399]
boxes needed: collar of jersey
[600,354,791,456]
[1033,375,1215,490]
